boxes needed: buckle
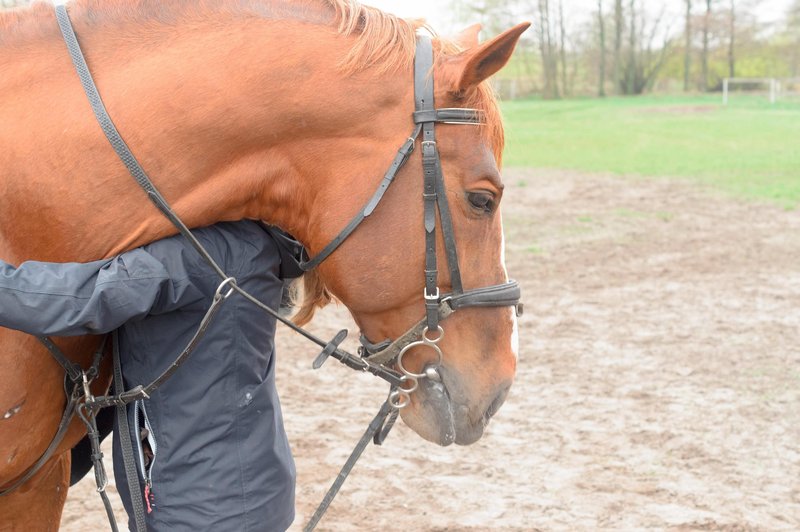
[424,287,440,300]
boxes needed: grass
[500,94,800,206]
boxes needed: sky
[364,0,796,36]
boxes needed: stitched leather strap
[0,383,80,496]
[416,36,441,332]
[112,332,148,532]
[300,127,421,271]
[362,280,521,366]
[413,108,484,124]
[37,336,83,382]
[303,400,396,532]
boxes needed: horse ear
[453,22,531,92]
[451,24,482,50]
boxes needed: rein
[0,4,521,531]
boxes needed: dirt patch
[62,169,800,530]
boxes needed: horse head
[293,21,529,446]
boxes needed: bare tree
[615,0,672,95]
[684,0,692,91]
[537,0,560,98]
[450,0,790,99]
[790,0,800,76]
[728,0,736,77]
[558,0,569,96]
[450,0,522,38]
[598,0,607,96]
[701,0,712,90]
[625,0,636,94]
[613,0,624,93]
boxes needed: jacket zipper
[133,400,158,513]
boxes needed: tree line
[452,0,800,98]
[4,0,799,98]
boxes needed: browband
[412,108,484,124]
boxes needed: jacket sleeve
[0,248,204,337]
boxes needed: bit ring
[397,340,443,379]
[389,388,410,409]
[422,325,444,344]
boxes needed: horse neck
[0,13,410,261]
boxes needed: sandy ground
[61,169,800,531]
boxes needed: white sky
[364,0,795,35]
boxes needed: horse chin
[401,367,509,447]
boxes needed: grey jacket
[0,221,296,531]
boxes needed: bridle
[1,5,521,531]
[302,35,522,408]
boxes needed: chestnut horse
[0,0,528,527]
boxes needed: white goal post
[721,77,800,105]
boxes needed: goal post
[722,77,778,105]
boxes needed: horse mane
[291,270,334,327]
[2,0,504,325]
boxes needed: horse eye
[467,192,495,214]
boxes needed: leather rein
[1,5,521,532]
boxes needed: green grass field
[501,95,800,207]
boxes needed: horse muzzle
[403,365,512,446]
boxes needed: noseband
[300,36,522,407]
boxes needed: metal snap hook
[214,277,237,300]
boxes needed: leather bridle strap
[299,39,484,275]
[299,127,420,271]
[415,35,473,331]
[302,399,397,532]
[0,384,80,496]
[363,280,522,366]
[0,338,106,498]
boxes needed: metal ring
[389,389,410,409]
[397,340,443,379]
[422,325,444,344]
[398,375,419,394]
[214,277,237,300]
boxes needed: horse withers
[0,0,528,527]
